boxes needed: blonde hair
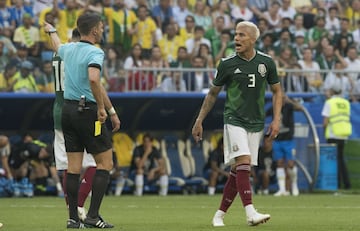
[237,21,260,40]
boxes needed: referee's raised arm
[43,22,61,52]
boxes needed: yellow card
[94,121,101,136]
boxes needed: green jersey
[52,54,65,130]
[213,51,279,132]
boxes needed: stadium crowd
[0,0,359,98]
[0,0,359,197]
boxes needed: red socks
[78,167,96,207]
[235,164,252,207]
[62,167,97,207]
[219,164,253,212]
[219,170,237,212]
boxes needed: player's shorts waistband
[64,99,97,105]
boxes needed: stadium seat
[185,136,210,184]
[196,134,228,193]
[161,135,206,193]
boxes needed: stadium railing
[114,67,359,97]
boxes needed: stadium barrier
[1,91,360,191]
[115,67,360,98]
[313,144,338,191]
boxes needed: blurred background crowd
[0,0,359,99]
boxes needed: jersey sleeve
[212,59,228,86]
[88,48,105,70]
[266,58,280,85]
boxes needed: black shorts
[8,152,26,169]
[62,100,112,154]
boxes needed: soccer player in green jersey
[192,21,283,227]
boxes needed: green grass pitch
[0,193,359,231]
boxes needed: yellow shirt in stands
[13,26,40,48]
[0,73,8,91]
[158,35,185,63]
[0,73,17,91]
[291,0,312,8]
[38,8,51,25]
[36,78,54,93]
[187,0,206,11]
[179,28,194,43]
[12,72,39,93]
[133,17,157,49]
[57,9,82,43]
[38,8,68,44]
[103,8,137,46]
[112,133,134,167]
[345,7,360,31]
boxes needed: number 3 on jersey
[248,74,255,88]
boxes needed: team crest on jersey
[258,64,267,77]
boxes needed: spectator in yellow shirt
[158,23,185,64]
[12,13,40,58]
[51,0,82,43]
[179,15,196,42]
[35,61,54,93]
[0,62,17,92]
[12,60,38,93]
[345,0,360,31]
[102,0,138,59]
[133,5,157,59]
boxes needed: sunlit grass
[0,193,359,231]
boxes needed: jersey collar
[79,40,94,45]
[237,49,257,62]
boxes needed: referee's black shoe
[84,216,114,228]
[67,219,85,229]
